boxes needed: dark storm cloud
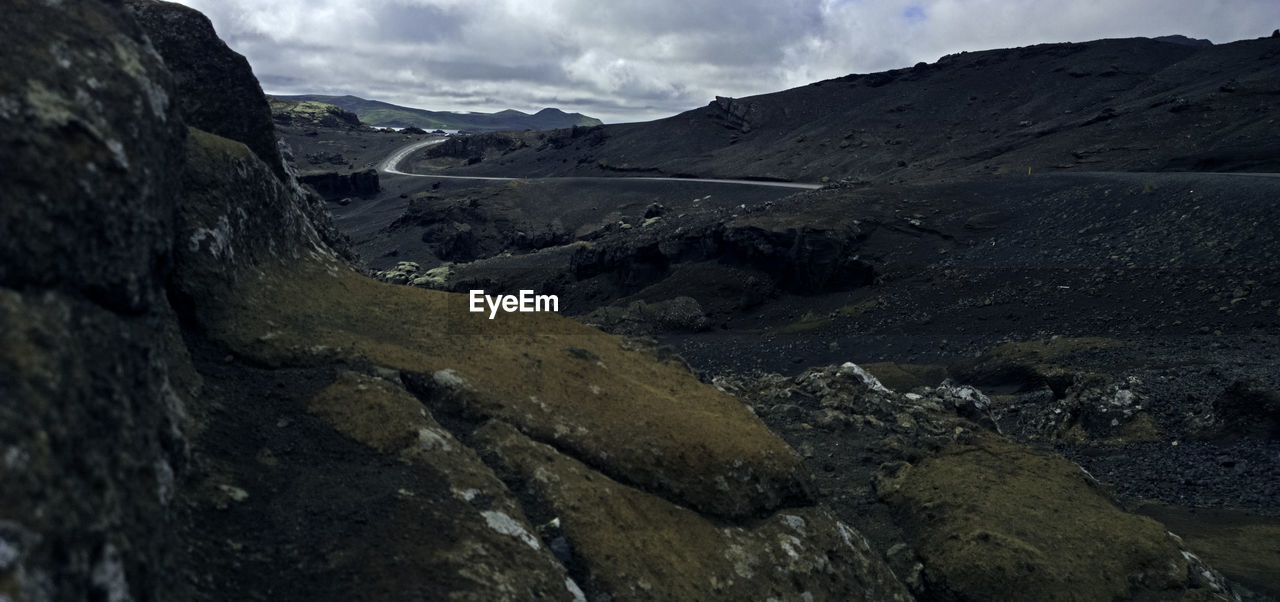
[417,60,572,86]
[371,3,469,43]
[172,0,1280,123]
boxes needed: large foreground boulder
[1,1,192,599]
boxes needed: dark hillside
[413,36,1280,181]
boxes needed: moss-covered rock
[476,420,912,601]
[305,372,583,600]
[879,435,1233,601]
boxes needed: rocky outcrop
[1,2,185,313]
[424,131,531,163]
[298,169,381,200]
[1154,34,1214,47]
[712,95,765,133]
[125,0,287,182]
[303,373,583,599]
[267,96,363,129]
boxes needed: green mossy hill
[879,435,1232,601]
[267,96,363,129]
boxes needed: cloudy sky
[172,0,1278,123]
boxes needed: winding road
[379,138,825,190]
[381,138,1280,191]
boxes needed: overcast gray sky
[171,0,1279,123]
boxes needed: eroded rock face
[126,0,287,182]
[713,96,765,133]
[424,132,530,163]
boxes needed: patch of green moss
[969,338,1125,377]
[883,435,1206,600]
[309,372,428,454]
[187,127,253,161]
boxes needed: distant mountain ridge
[274,94,603,131]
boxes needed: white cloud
[170,0,1279,123]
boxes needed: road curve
[379,138,824,190]
[381,139,1280,189]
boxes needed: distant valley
[272,93,603,131]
